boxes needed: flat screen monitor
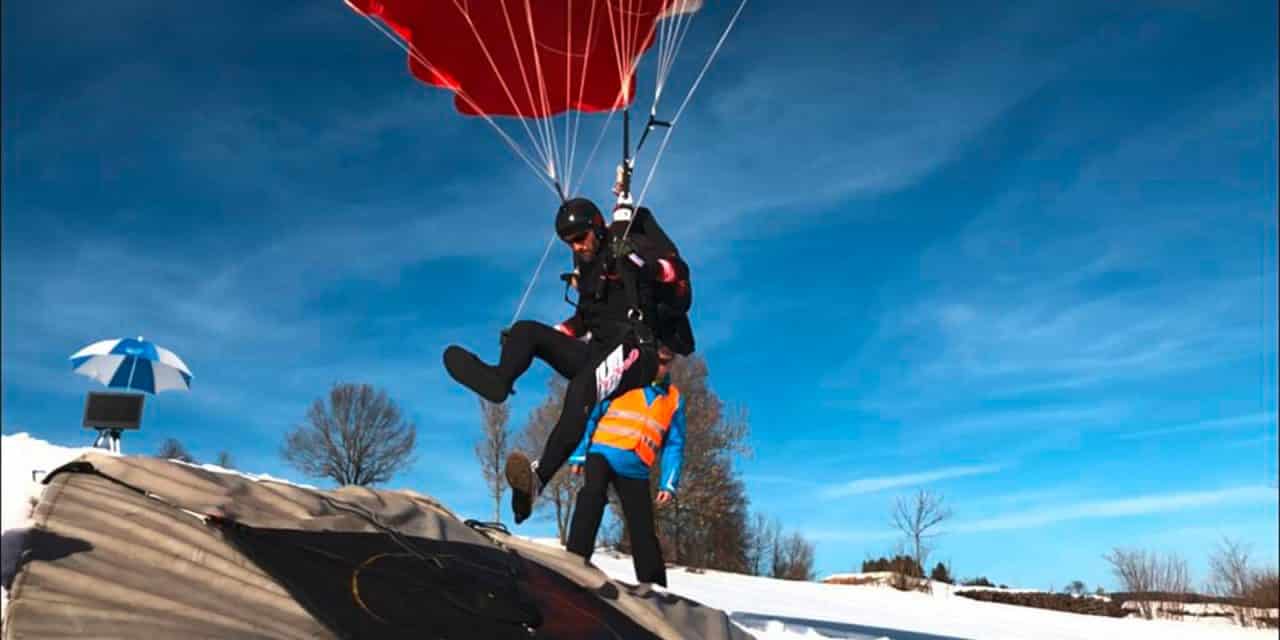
[82,391,145,430]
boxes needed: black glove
[609,234,635,261]
[611,235,658,279]
[500,326,511,347]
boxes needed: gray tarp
[3,452,752,640]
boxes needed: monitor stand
[92,428,124,453]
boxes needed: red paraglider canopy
[346,0,699,118]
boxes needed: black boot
[443,346,510,403]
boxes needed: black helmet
[555,198,604,241]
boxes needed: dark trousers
[566,453,667,586]
[496,321,657,486]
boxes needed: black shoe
[443,345,509,403]
[505,452,541,525]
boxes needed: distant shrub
[957,590,1126,617]
[823,573,927,592]
[1108,591,1248,606]
[823,575,883,586]
[930,562,953,584]
[861,554,923,578]
[1206,537,1279,628]
[156,438,195,463]
[1064,580,1088,597]
[1247,567,1278,610]
[962,577,996,588]
[1104,548,1191,620]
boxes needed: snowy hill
[560,543,1275,640]
[2,433,1274,640]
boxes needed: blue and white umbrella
[70,336,193,394]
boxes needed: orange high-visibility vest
[591,386,681,467]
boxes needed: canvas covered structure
[3,452,752,639]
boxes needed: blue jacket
[568,376,686,493]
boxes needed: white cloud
[611,2,1109,253]
[745,474,822,489]
[828,80,1276,429]
[1119,411,1278,440]
[820,464,1003,500]
[961,486,1083,510]
[936,405,1126,437]
[950,486,1279,534]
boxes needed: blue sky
[3,1,1276,590]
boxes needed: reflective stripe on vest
[591,386,680,467]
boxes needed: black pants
[496,320,657,485]
[566,453,666,586]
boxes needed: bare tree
[281,383,416,486]
[655,454,751,572]
[649,356,752,572]
[1160,554,1191,620]
[156,438,195,463]
[1250,567,1279,612]
[891,488,952,579]
[1209,537,1252,599]
[771,531,816,581]
[745,513,780,576]
[515,377,579,543]
[474,398,510,522]
[1105,548,1156,619]
[1208,537,1266,627]
[1103,548,1191,620]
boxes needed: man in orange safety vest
[565,345,686,586]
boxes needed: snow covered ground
[1,432,111,621]
[568,544,1277,639]
[2,433,1275,639]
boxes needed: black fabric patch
[216,523,659,640]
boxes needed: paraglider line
[570,106,623,196]
[630,0,748,238]
[359,13,561,197]
[495,1,555,167]
[563,0,577,189]
[452,1,559,178]
[521,0,564,180]
[601,0,630,106]
[563,0,606,193]
[510,231,560,325]
[613,0,697,198]
[654,0,698,109]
